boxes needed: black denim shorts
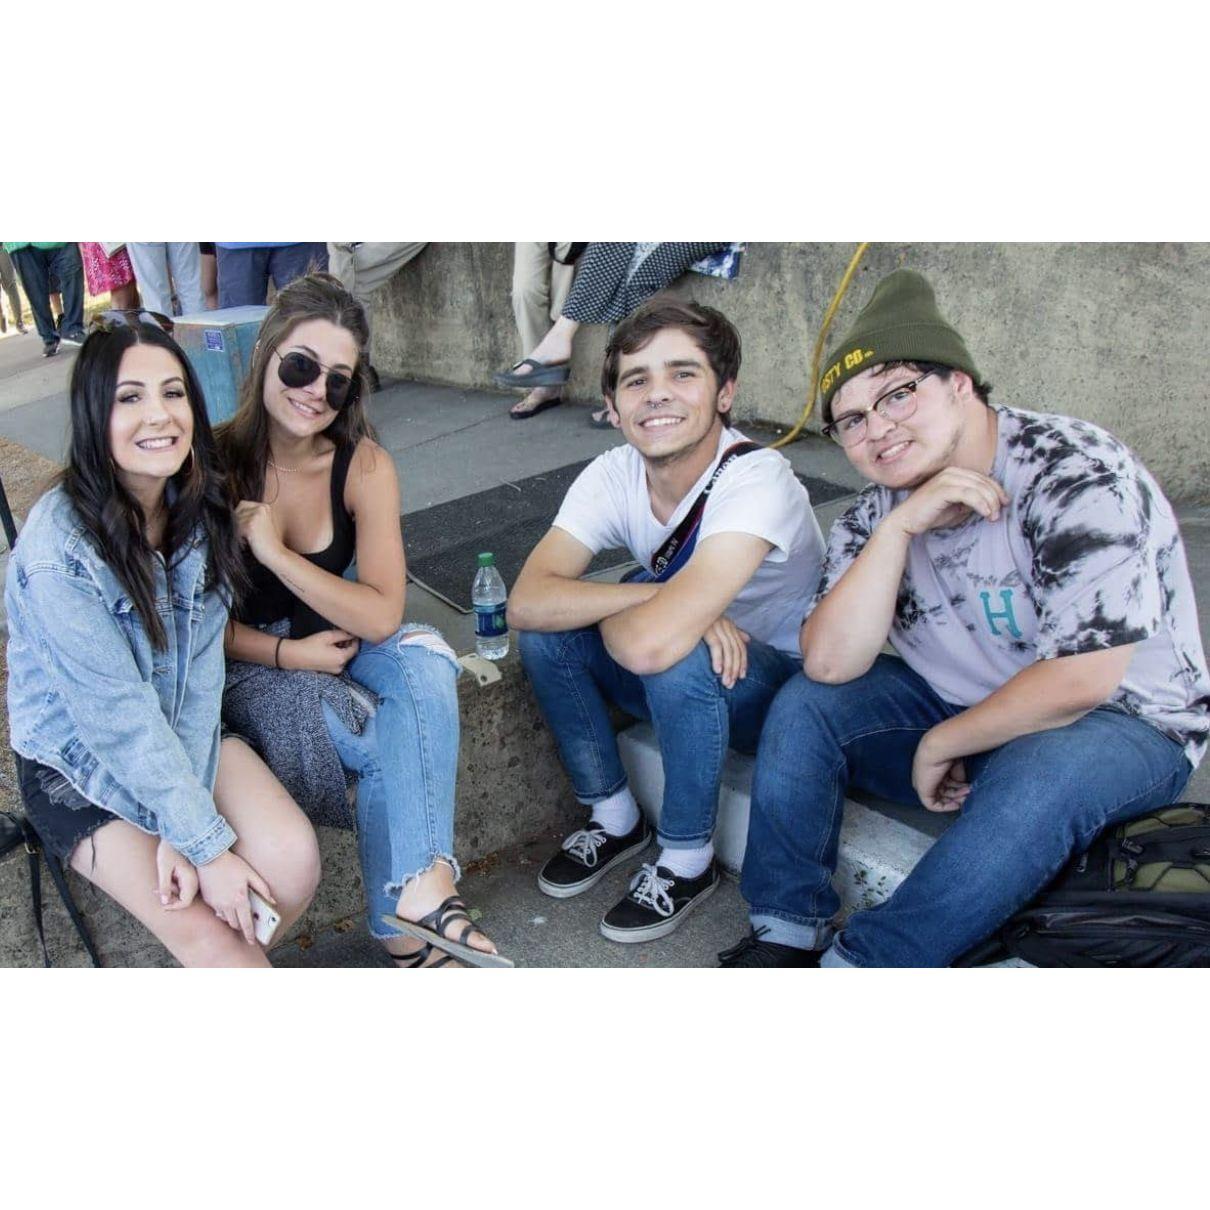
[12,752,120,866]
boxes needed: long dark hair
[60,322,246,650]
[215,272,377,504]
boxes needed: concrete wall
[372,242,1210,503]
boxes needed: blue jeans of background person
[216,243,330,308]
[10,244,84,343]
[518,626,800,848]
[320,628,461,941]
[741,654,1193,967]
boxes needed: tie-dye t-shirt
[817,404,1210,768]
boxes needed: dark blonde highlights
[215,272,377,504]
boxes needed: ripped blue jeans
[321,625,462,940]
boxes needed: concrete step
[618,722,934,914]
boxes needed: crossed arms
[508,526,773,682]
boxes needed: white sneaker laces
[628,863,675,917]
[562,827,608,867]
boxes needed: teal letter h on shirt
[980,589,1023,639]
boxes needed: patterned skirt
[79,242,136,296]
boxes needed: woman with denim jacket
[5,315,321,966]
[218,274,508,968]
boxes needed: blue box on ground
[174,306,267,425]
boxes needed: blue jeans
[321,627,461,940]
[10,244,84,343]
[216,243,329,308]
[741,654,1193,966]
[518,626,801,847]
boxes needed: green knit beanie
[819,269,979,421]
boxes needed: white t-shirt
[553,426,825,657]
[817,404,1210,768]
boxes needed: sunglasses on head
[274,348,360,410]
[90,308,175,335]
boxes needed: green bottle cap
[477,552,494,567]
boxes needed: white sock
[589,787,641,837]
[657,842,714,879]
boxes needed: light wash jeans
[126,242,206,316]
[518,626,800,848]
[741,654,1193,967]
[321,627,461,940]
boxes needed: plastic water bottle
[472,552,509,660]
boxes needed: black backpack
[956,803,1210,967]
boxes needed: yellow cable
[769,241,870,450]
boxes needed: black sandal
[392,939,459,969]
[382,896,514,968]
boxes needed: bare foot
[507,317,578,379]
[511,386,563,416]
[388,860,499,962]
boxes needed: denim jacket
[5,487,237,865]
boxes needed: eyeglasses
[89,308,175,335]
[822,370,935,448]
[274,348,359,410]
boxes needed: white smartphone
[248,889,282,947]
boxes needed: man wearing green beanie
[720,268,1209,967]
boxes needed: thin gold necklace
[268,458,303,474]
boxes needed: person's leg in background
[164,242,206,315]
[9,246,58,351]
[126,243,174,315]
[217,245,272,307]
[508,242,574,417]
[49,275,62,329]
[267,242,329,292]
[0,248,27,333]
[198,243,218,309]
[51,244,85,338]
[328,242,426,379]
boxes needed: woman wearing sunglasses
[217,274,507,968]
[5,313,321,965]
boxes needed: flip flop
[381,896,514,968]
[493,357,571,388]
[510,395,564,420]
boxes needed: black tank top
[237,442,358,639]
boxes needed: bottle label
[474,604,507,639]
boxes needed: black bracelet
[274,637,284,669]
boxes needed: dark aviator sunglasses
[274,348,360,410]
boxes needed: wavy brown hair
[215,272,377,504]
[60,322,245,650]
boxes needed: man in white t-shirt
[721,268,1209,968]
[509,298,825,943]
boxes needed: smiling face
[607,327,735,465]
[107,343,195,495]
[262,317,359,438]
[830,363,972,489]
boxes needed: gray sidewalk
[1,326,1207,967]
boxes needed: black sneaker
[599,861,719,943]
[42,339,59,358]
[537,816,652,899]
[717,926,823,968]
[59,328,87,346]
